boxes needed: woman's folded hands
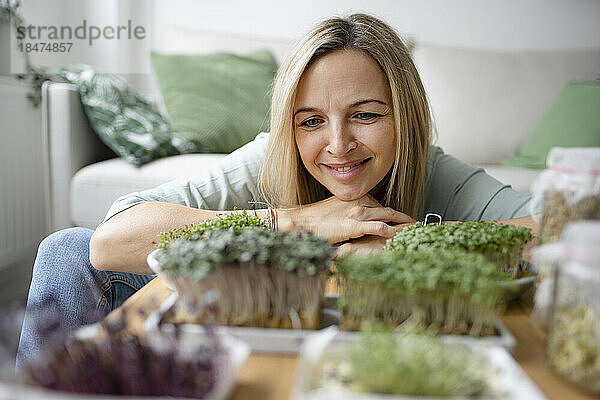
[277,194,414,255]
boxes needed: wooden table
[110,276,596,400]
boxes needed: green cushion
[60,64,190,166]
[503,81,600,169]
[151,49,277,153]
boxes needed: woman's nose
[325,121,358,156]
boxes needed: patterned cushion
[60,64,193,166]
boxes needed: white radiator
[0,76,47,270]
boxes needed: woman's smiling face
[294,49,396,201]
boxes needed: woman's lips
[323,158,371,180]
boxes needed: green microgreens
[345,328,492,397]
[335,248,511,335]
[155,228,335,329]
[156,209,267,250]
[384,221,533,278]
[157,228,333,278]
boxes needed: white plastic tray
[292,328,547,400]
[145,292,341,354]
[336,322,515,351]
[146,292,516,354]
[502,260,537,302]
[147,248,175,290]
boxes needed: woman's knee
[19,230,108,368]
[32,227,98,287]
[37,227,94,259]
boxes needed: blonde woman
[17,14,538,366]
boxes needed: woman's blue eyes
[299,113,380,128]
[355,112,379,120]
[301,118,323,128]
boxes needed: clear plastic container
[530,147,600,244]
[534,221,600,394]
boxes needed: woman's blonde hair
[259,13,432,217]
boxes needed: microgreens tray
[147,247,535,305]
[292,328,547,400]
[145,292,341,354]
[334,321,515,351]
[0,324,250,400]
[145,293,516,354]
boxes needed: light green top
[103,132,535,225]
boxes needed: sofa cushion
[59,64,191,166]
[412,45,600,165]
[151,49,278,153]
[502,80,600,169]
[474,164,541,194]
[71,154,226,229]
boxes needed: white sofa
[41,30,600,231]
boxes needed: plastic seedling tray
[145,292,341,354]
[0,324,250,400]
[146,293,516,354]
[292,328,546,400]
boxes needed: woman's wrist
[276,208,297,232]
[255,208,294,232]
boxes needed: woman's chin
[329,188,369,202]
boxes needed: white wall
[152,0,600,50]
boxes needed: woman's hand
[277,195,414,244]
[335,235,389,257]
[335,221,415,257]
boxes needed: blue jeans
[16,227,154,369]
